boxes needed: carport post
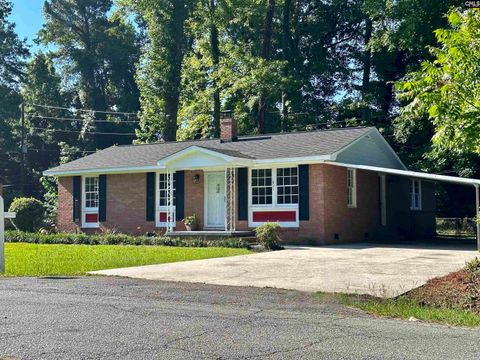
[0,195,4,273]
[475,185,480,251]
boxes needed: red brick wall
[57,177,80,232]
[322,165,379,244]
[100,173,157,234]
[57,165,381,242]
[279,163,326,244]
[220,118,237,142]
[278,164,379,245]
[184,170,204,229]
[57,172,210,234]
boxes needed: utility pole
[20,102,26,195]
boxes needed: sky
[9,1,47,53]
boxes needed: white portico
[157,145,253,234]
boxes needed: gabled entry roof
[44,127,383,176]
[157,145,254,169]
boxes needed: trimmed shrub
[255,222,283,250]
[8,197,45,232]
[466,257,480,275]
[4,230,250,249]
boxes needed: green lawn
[3,243,251,277]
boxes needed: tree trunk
[361,18,372,123]
[162,0,189,141]
[210,0,221,137]
[164,94,180,141]
[257,0,276,134]
[280,0,292,132]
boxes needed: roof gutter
[327,161,480,186]
[43,155,335,177]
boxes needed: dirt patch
[404,263,480,313]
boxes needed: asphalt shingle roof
[46,127,373,173]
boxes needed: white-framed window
[347,168,357,208]
[82,176,99,228]
[251,169,273,205]
[156,172,176,227]
[249,167,300,228]
[251,167,299,206]
[410,179,422,210]
[277,167,299,205]
[84,176,99,209]
[158,173,176,206]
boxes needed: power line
[30,115,140,124]
[31,127,136,136]
[29,103,139,116]
[27,148,97,153]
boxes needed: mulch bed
[403,266,480,313]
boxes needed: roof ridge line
[115,126,373,148]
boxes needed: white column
[166,168,175,234]
[224,169,228,232]
[230,168,236,231]
[225,168,236,232]
[0,195,4,273]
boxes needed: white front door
[205,172,226,228]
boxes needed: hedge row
[5,230,250,249]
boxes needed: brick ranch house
[44,117,480,245]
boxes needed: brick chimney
[220,111,237,142]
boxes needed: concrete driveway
[91,242,479,297]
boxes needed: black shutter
[175,171,185,221]
[299,165,309,221]
[73,176,81,222]
[98,175,107,222]
[146,172,155,222]
[238,167,248,221]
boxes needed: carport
[326,162,480,250]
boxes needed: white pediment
[157,146,251,169]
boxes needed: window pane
[347,169,356,207]
[251,168,273,205]
[275,167,299,205]
[158,173,177,208]
[84,177,99,208]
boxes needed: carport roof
[328,162,480,186]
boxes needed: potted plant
[182,214,198,231]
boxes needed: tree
[396,9,480,174]
[256,0,276,134]
[280,0,293,132]
[38,0,141,149]
[20,53,78,198]
[131,0,194,142]
[0,0,29,199]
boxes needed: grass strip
[2,243,251,277]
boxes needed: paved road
[0,277,479,360]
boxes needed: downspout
[475,184,480,252]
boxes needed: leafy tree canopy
[396,9,480,175]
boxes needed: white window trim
[81,175,99,228]
[248,166,299,228]
[347,168,357,208]
[156,171,176,228]
[410,179,422,211]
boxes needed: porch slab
[167,231,255,237]
[90,242,479,298]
